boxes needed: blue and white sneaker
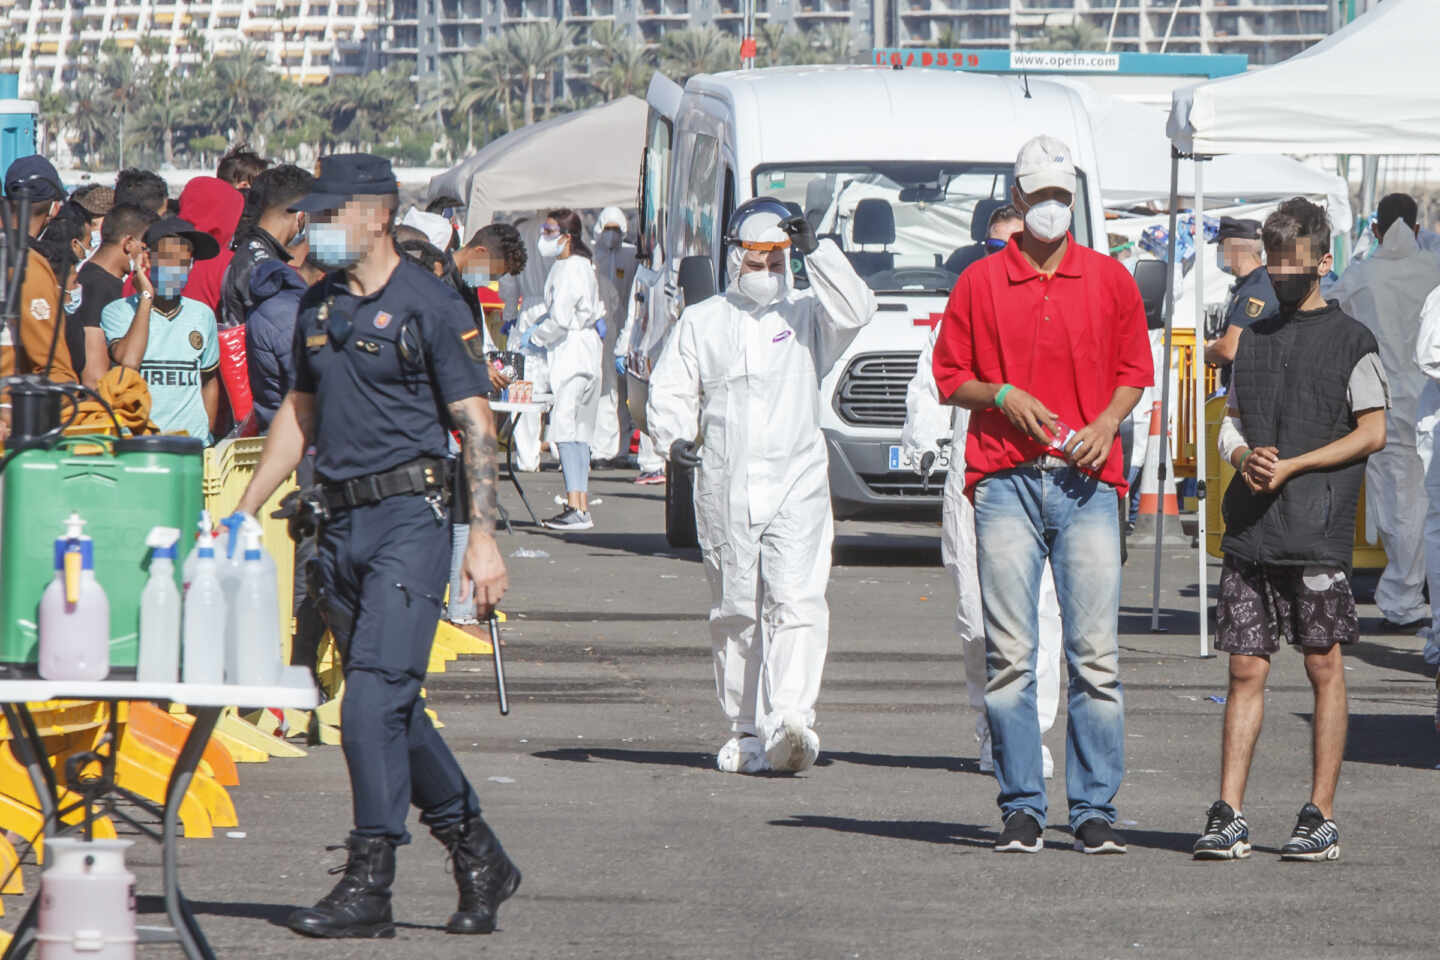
[1193,800,1251,860]
[1280,803,1340,861]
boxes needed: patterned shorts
[1215,556,1358,656]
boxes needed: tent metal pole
[1151,149,1183,632]
[1193,161,1211,658]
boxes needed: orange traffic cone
[1132,400,1186,544]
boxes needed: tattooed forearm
[449,397,501,535]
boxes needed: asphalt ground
[12,467,1439,959]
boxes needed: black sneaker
[994,812,1043,853]
[1074,818,1127,855]
[542,507,593,531]
[1193,800,1251,860]
[1280,803,1340,861]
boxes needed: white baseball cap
[1014,135,1077,196]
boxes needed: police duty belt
[318,456,452,519]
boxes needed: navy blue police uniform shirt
[291,258,494,482]
[1224,265,1279,332]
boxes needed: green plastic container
[0,435,205,675]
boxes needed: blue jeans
[973,465,1125,829]
[557,441,590,493]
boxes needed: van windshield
[753,162,1090,295]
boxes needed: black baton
[489,614,509,716]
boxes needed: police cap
[4,154,65,202]
[290,153,399,213]
[1212,216,1262,244]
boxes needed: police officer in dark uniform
[234,154,517,939]
[1204,216,1279,378]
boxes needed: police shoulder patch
[189,330,204,350]
[459,326,486,362]
[1245,297,1265,318]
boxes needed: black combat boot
[287,834,397,938]
[432,817,522,934]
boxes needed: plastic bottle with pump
[181,511,213,593]
[182,519,226,685]
[137,527,182,683]
[227,519,281,686]
[38,513,110,681]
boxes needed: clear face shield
[724,198,795,309]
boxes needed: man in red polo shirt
[933,135,1152,856]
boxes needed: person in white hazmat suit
[647,197,877,774]
[1331,194,1440,629]
[514,209,604,530]
[616,259,668,485]
[508,216,554,473]
[903,318,1062,779]
[590,206,639,465]
[1412,287,1440,668]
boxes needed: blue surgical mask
[288,217,308,248]
[150,265,190,299]
[309,222,361,270]
[463,269,492,288]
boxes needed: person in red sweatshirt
[177,176,244,316]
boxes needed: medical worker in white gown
[647,197,877,774]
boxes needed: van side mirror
[1132,259,1169,330]
[678,255,716,308]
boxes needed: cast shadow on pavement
[1296,711,1438,769]
[815,750,983,774]
[532,746,715,769]
[768,816,1204,855]
[831,535,941,568]
[1344,639,1434,678]
[135,897,447,932]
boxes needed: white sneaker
[716,736,768,774]
[764,714,820,773]
[1042,744,1054,780]
[978,730,994,773]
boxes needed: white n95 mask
[537,235,564,258]
[1024,200,1072,243]
[738,270,783,308]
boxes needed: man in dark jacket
[1195,198,1388,865]
[220,164,313,326]
[245,251,324,430]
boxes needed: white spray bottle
[137,527,182,683]
[181,511,213,593]
[182,521,226,685]
[227,520,281,686]
[38,513,110,681]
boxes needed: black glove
[780,215,819,256]
[272,489,318,542]
[670,440,702,468]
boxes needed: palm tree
[210,43,277,146]
[324,66,410,150]
[262,80,324,161]
[468,36,519,134]
[812,23,856,64]
[1038,17,1105,50]
[587,21,654,100]
[505,21,573,126]
[128,62,198,167]
[659,27,739,82]
[33,81,69,157]
[755,21,789,68]
[67,75,119,169]
[421,54,496,155]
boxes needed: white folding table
[490,396,554,528]
[0,670,319,960]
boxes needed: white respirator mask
[737,270,784,308]
[537,234,564,259]
[1023,200,1072,243]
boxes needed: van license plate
[889,445,950,472]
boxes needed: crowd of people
[4,128,1438,937]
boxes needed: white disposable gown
[531,255,604,445]
[591,213,639,461]
[511,218,553,471]
[647,239,876,742]
[1412,286,1440,655]
[1333,220,1440,625]
[618,261,666,475]
[901,321,1062,757]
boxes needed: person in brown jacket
[3,155,80,385]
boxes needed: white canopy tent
[426,95,647,238]
[1158,0,1440,655]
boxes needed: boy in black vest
[1194,198,1388,863]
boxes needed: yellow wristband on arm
[993,384,1013,409]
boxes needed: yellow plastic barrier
[1171,330,1219,479]
[1203,396,1388,569]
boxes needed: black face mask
[1268,269,1318,312]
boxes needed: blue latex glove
[614,355,627,378]
[500,319,514,337]
[595,316,608,340]
[514,326,535,352]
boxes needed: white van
[626,65,1105,544]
